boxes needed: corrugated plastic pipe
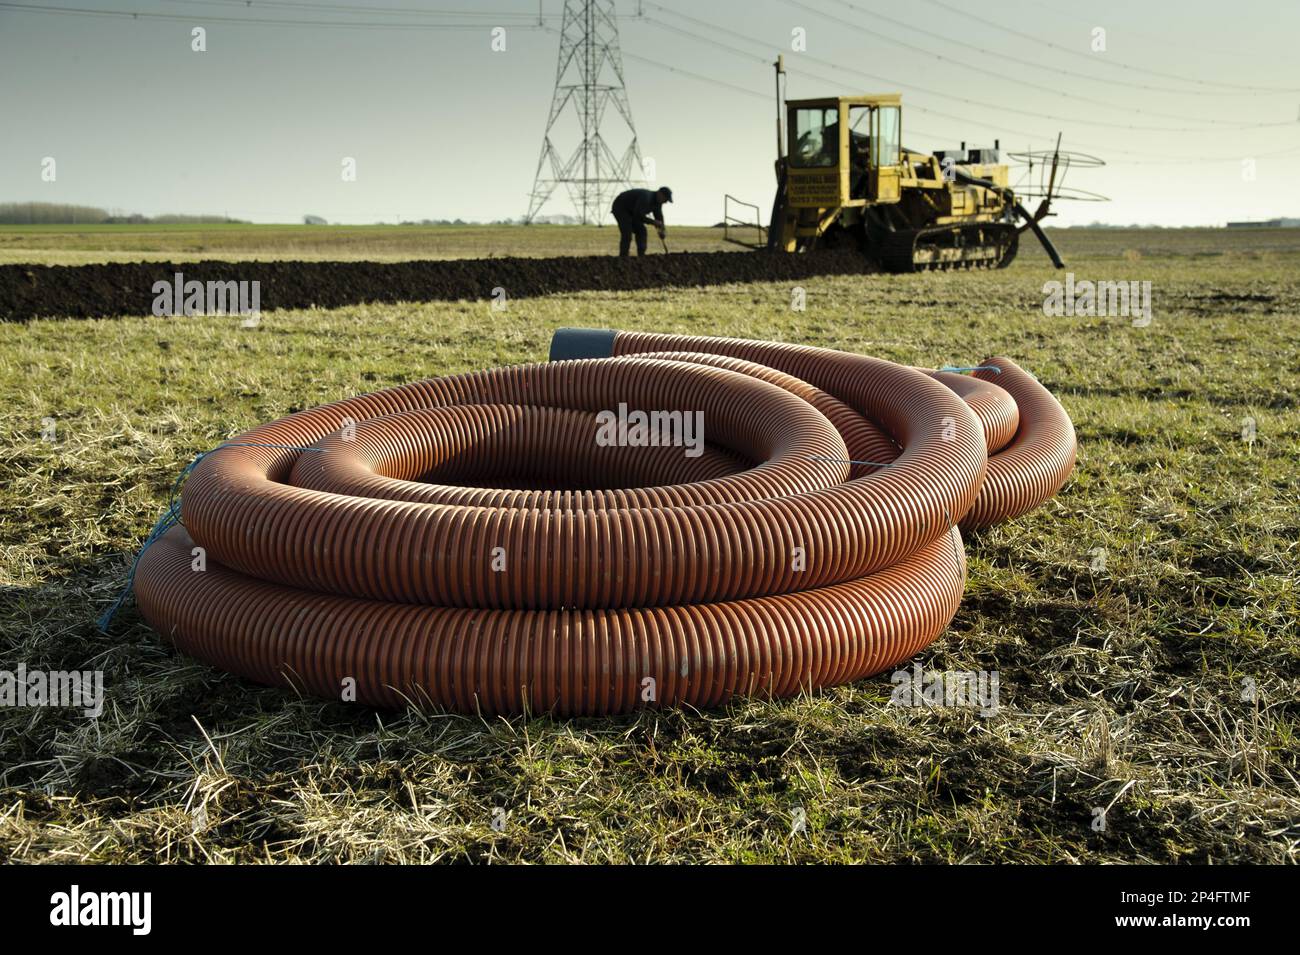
[131,332,1075,715]
[550,328,1076,530]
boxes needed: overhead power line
[164,0,557,19]
[0,1,546,29]
[638,14,1068,143]
[621,45,1300,167]
[620,49,778,105]
[1018,0,1260,62]
[619,40,954,141]
[8,0,1293,169]
[808,0,1280,102]
[920,0,1300,93]
[633,7,1299,161]
[629,18,952,139]
[646,4,1291,132]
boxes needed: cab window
[791,108,838,167]
[875,106,900,167]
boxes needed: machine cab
[786,95,902,208]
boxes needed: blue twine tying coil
[96,441,326,633]
[939,364,1002,375]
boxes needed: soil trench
[0,250,874,322]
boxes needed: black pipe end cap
[549,327,619,362]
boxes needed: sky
[1,0,1298,227]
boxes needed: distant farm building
[1226,218,1300,228]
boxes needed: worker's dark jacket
[612,189,663,224]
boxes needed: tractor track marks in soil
[0,250,873,322]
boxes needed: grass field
[1,226,1297,863]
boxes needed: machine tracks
[878,222,1020,274]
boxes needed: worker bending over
[611,186,673,256]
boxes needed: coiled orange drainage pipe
[132,329,1075,715]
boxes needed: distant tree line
[0,202,248,224]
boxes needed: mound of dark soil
[0,250,873,322]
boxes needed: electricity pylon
[524,0,646,224]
